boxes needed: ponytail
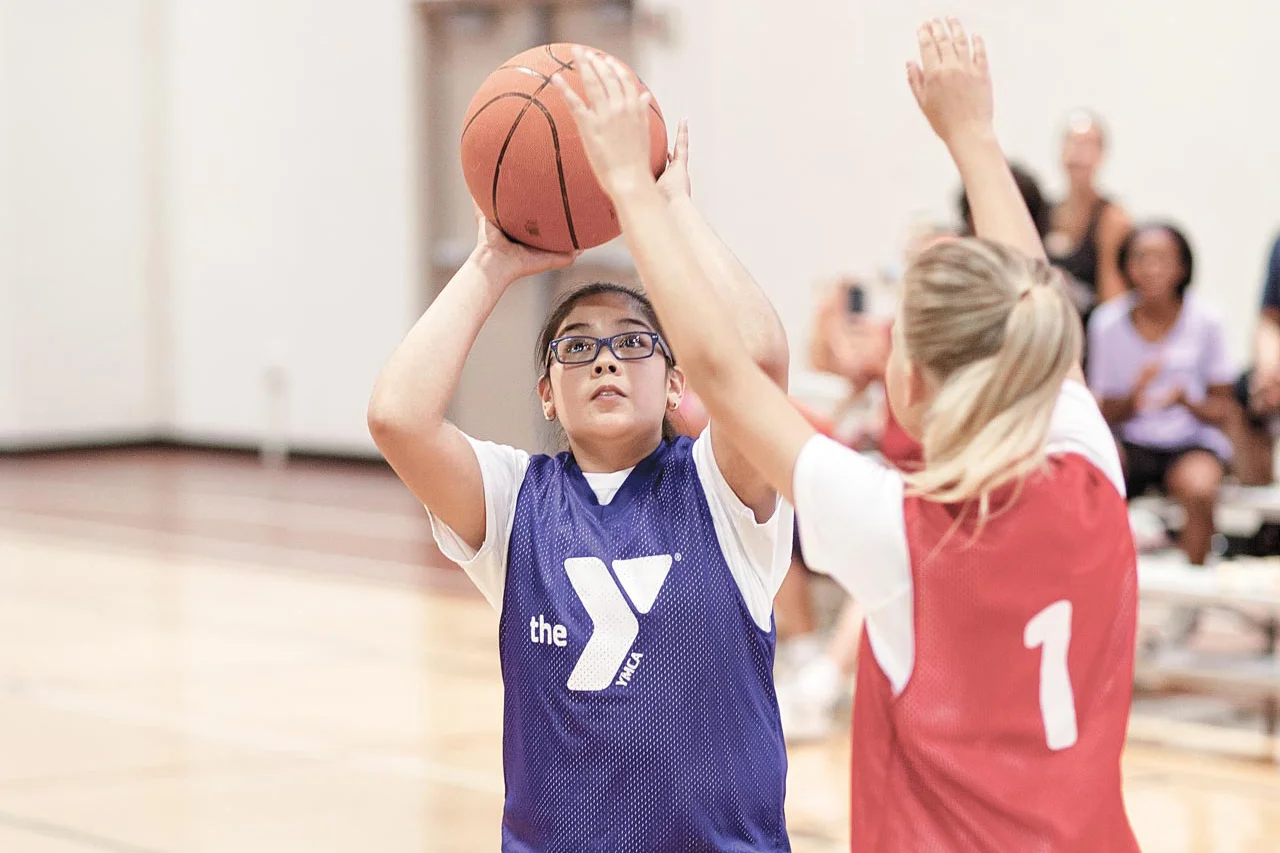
[899,239,1082,523]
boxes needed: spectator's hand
[828,317,892,389]
[1160,386,1189,411]
[907,18,993,150]
[1135,361,1161,392]
[809,277,859,372]
[1132,362,1167,411]
[1141,383,1192,413]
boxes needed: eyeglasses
[547,331,670,366]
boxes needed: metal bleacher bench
[1136,551,1280,742]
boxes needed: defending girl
[560,18,1140,851]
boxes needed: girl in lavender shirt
[1087,222,1236,566]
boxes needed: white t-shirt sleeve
[426,434,530,611]
[1045,380,1126,498]
[692,425,795,632]
[792,435,914,693]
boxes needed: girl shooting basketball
[368,125,795,849]
[559,18,1140,851]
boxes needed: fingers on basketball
[572,47,608,107]
[606,56,635,102]
[553,74,588,119]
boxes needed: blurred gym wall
[1,0,1277,457]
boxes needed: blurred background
[2,0,1276,457]
[2,1,1279,851]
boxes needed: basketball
[460,43,668,254]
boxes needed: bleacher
[1134,489,1280,757]
[793,374,1280,758]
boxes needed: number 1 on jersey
[1023,600,1078,751]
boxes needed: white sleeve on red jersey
[1045,381,1126,498]
[792,436,914,693]
[426,434,531,611]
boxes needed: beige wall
[641,0,1280,381]
[2,0,1278,453]
[0,0,157,445]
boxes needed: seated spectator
[1229,233,1280,485]
[1046,111,1133,312]
[963,163,1100,323]
[1088,223,1237,566]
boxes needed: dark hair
[1117,222,1195,298]
[534,281,679,442]
[957,162,1050,239]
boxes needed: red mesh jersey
[850,453,1140,852]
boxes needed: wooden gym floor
[1,448,1278,852]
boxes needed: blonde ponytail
[899,239,1081,522]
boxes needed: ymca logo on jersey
[561,554,675,692]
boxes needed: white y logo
[563,555,674,691]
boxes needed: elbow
[366,390,426,449]
[745,330,791,388]
[366,398,402,449]
[754,348,790,389]
[757,333,791,387]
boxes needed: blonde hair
[898,238,1082,520]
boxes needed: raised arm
[907,20,1042,262]
[907,18,1082,382]
[658,121,790,519]
[367,212,573,549]
[554,51,812,503]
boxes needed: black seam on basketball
[545,45,657,124]
[490,76,560,237]
[525,96,580,251]
[462,92,536,143]
[545,44,573,71]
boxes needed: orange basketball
[460,44,668,253]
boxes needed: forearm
[612,182,755,406]
[368,254,511,430]
[1098,395,1139,427]
[948,132,1046,262]
[1184,392,1234,428]
[665,196,789,382]
[613,180,813,503]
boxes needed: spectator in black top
[960,163,1105,318]
[1230,233,1280,484]
[1046,111,1132,312]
